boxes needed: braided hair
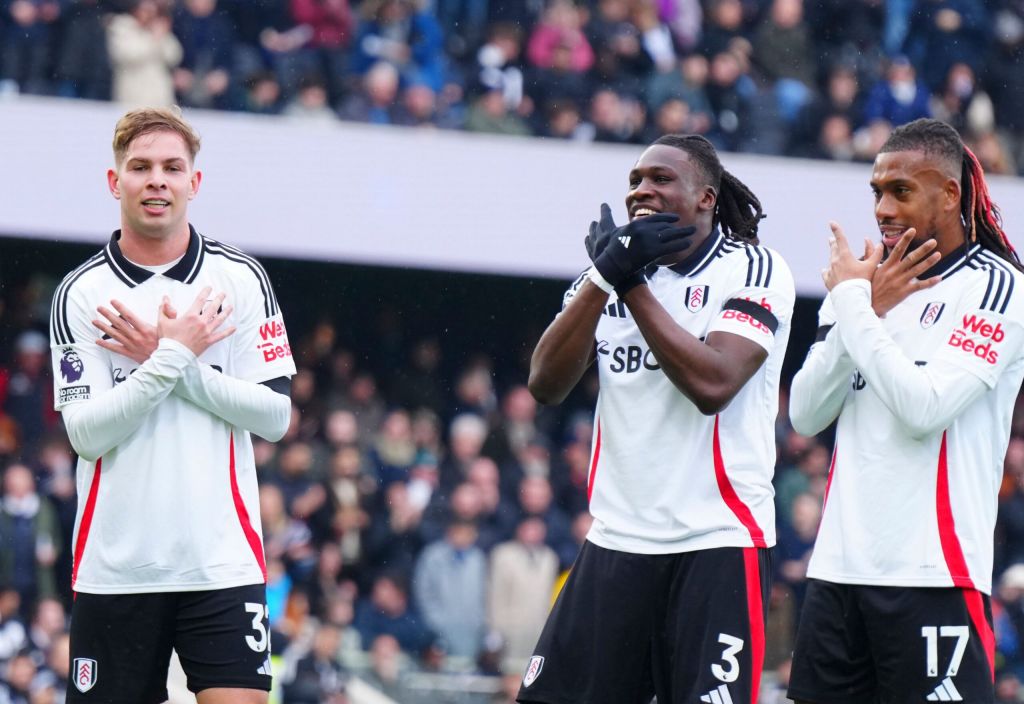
[653,134,765,244]
[879,118,1021,269]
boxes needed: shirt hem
[72,575,265,594]
[807,570,991,595]
[586,528,774,555]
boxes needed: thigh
[67,592,176,704]
[788,580,876,704]
[175,584,273,695]
[516,541,658,704]
[655,547,771,704]
[863,586,994,704]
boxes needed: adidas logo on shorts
[699,683,734,704]
[925,676,963,701]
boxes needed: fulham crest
[74,658,97,693]
[686,285,709,313]
[920,302,946,329]
[523,655,545,687]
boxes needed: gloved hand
[586,203,696,294]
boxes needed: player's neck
[118,224,190,266]
[934,223,967,259]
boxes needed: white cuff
[587,267,614,294]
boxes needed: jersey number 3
[712,633,745,683]
[245,602,270,653]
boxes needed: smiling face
[107,129,201,245]
[870,149,962,256]
[625,144,716,263]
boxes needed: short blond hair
[112,107,201,166]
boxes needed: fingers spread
[188,286,213,315]
[889,228,915,261]
[110,300,144,328]
[828,221,849,250]
[867,240,884,267]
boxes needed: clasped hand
[93,286,235,361]
[823,222,941,316]
[586,203,696,294]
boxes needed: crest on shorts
[523,655,544,687]
[73,658,97,693]
[919,302,946,329]
[685,285,709,313]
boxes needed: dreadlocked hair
[653,134,765,244]
[880,118,1021,270]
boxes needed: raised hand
[588,203,696,294]
[156,286,236,357]
[822,221,883,291]
[585,203,616,263]
[871,228,941,317]
[93,300,160,364]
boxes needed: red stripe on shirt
[712,415,767,547]
[71,458,102,591]
[818,443,838,535]
[962,588,996,680]
[587,419,601,503]
[228,433,267,581]
[935,431,974,589]
[743,547,766,704]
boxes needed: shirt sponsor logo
[523,655,544,687]
[686,285,709,313]
[720,297,774,335]
[59,385,91,403]
[603,344,661,373]
[920,302,946,329]
[946,314,1005,365]
[257,319,292,363]
[60,347,84,382]
[73,658,97,693]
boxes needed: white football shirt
[567,230,795,554]
[794,244,1024,595]
[50,227,296,594]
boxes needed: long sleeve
[829,279,999,439]
[789,297,855,437]
[61,339,194,461]
[175,362,291,441]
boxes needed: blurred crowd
[3,0,1024,173]
[4,261,1024,704]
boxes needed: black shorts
[516,540,771,704]
[67,583,272,703]
[788,579,995,704]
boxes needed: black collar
[105,225,204,287]
[666,228,724,277]
[920,242,981,281]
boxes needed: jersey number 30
[245,602,270,653]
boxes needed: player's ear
[943,177,961,215]
[699,185,717,212]
[107,168,120,199]
[189,170,202,200]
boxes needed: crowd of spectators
[3,0,1024,174]
[4,257,1024,703]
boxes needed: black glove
[587,203,696,294]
